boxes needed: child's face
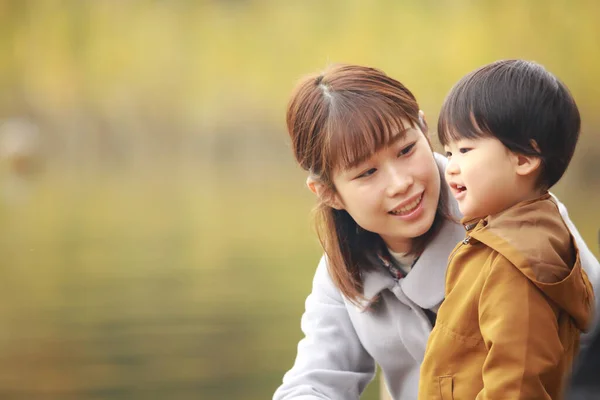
[330,125,441,254]
[444,137,523,220]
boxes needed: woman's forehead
[333,124,421,173]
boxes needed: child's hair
[286,64,450,304]
[437,59,581,189]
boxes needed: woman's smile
[389,192,424,217]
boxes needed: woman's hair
[437,59,581,190]
[286,64,449,304]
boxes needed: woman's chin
[405,212,437,239]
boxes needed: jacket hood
[464,194,594,331]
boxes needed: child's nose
[446,158,460,175]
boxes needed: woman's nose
[385,166,413,197]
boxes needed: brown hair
[286,64,449,305]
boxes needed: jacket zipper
[447,234,471,265]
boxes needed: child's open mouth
[449,182,467,199]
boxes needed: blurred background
[0,1,598,399]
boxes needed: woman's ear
[306,176,344,210]
[418,110,429,135]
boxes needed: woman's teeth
[390,194,423,215]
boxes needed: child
[418,60,595,399]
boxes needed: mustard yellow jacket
[418,194,594,400]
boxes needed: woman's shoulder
[309,255,349,303]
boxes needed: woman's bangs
[325,99,415,172]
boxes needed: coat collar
[400,218,465,309]
[361,265,397,309]
[360,217,465,310]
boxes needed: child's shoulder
[476,194,575,283]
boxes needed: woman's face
[330,124,441,253]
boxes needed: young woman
[273,64,600,400]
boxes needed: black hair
[437,59,580,189]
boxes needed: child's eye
[459,148,472,154]
[445,151,452,158]
[356,168,377,179]
[398,143,416,157]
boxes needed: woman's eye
[357,168,377,179]
[398,143,416,157]
[459,148,472,154]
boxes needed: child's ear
[514,139,543,177]
[306,176,344,210]
[418,110,429,135]
[514,153,542,177]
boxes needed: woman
[273,64,600,400]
